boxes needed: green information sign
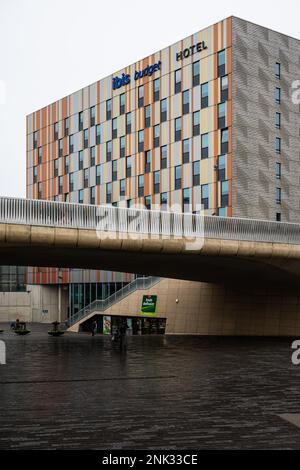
[140,295,157,316]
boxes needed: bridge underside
[1,224,300,287]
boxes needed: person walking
[119,320,128,352]
[91,320,97,337]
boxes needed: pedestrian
[91,320,97,337]
[119,320,128,352]
[15,318,20,330]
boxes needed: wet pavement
[0,323,300,449]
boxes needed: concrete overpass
[1,197,300,288]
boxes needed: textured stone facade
[232,17,300,222]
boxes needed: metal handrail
[68,276,161,326]
[1,196,300,245]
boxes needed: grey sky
[0,0,298,197]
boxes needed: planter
[48,330,64,336]
[15,329,30,335]
[48,321,64,337]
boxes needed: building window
[144,195,151,210]
[96,124,101,145]
[160,98,167,123]
[153,78,160,102]
[182,138,190,163]
[275,112,281,129]
[175,117,181,142]
[218,103,226,129]
[112,160,118,181]
[38,182,42,199]
[221,128,229,154]
[78,189,83,204]
[126,112,131,134]
[275,62,281,79]
[120,93,125,115]
[193,111,200,136]
[145,150,151,173]
[218,49,226,77]
[127,199,132,208]
[276,212,281,221]
[96,165,101,185]
[182,90,189,115]
[64,193,69,203]
[217,154,226,181]
[138,175,144,197]
[201,82,208,108]
[275,87,281,104]
[83,168,89,188]
[120,136,125,158]
[221,75,229,102]
[33,131,38,149]
[120,179,125,197]
[276,162,281,179]
[90,146,95,166]
[33,166,37,183]
[106,99,112,120]
[182,188,190,212]
[69,134,74,153]
[64,155,69,175]
[193,161,200,186]
[54,158,58,177]
[90,106,95,127]
[138,86,144,108]
[38,146,42,164]
[154,170,160,194]
[106,183,112,203]
[221,180,229,207]
[78,150,83,170]
[145,105,151,128]
[83,129,89,149]
[112,117,118,139]
[175,165,181,190]
[161,192,168,210]
[161,145,167,169]
[126,156,132,177]
[153,125,160,148]
[106,140,112,162]
[201,133,209,159]
[138,130,144,152]
[78,112,83,131]
[64,117,69,137]
[69,172,74,192]
[175,69,181,94]
[276,187,281,205]
[59,175,64,193]
[193,60,200,87]
[59,139,63,158]
[201,184,209,210]
[90,186,95,205]
[54,122,58,141]
[275,137,281,154]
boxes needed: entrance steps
[67,276,161,332]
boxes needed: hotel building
[20,16,300,333]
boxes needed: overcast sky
[0,0,299,197]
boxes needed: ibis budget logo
[112,61,161,90]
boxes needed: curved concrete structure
[1,222,300,287]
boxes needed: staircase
[67,276,161,328]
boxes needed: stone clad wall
[0,285,68,324]
[70,278,300,336]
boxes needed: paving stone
[0,324,300,449]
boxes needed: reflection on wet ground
[0,324,300,449]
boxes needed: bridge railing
[1,196,300,245]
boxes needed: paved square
[1,325,300,449]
